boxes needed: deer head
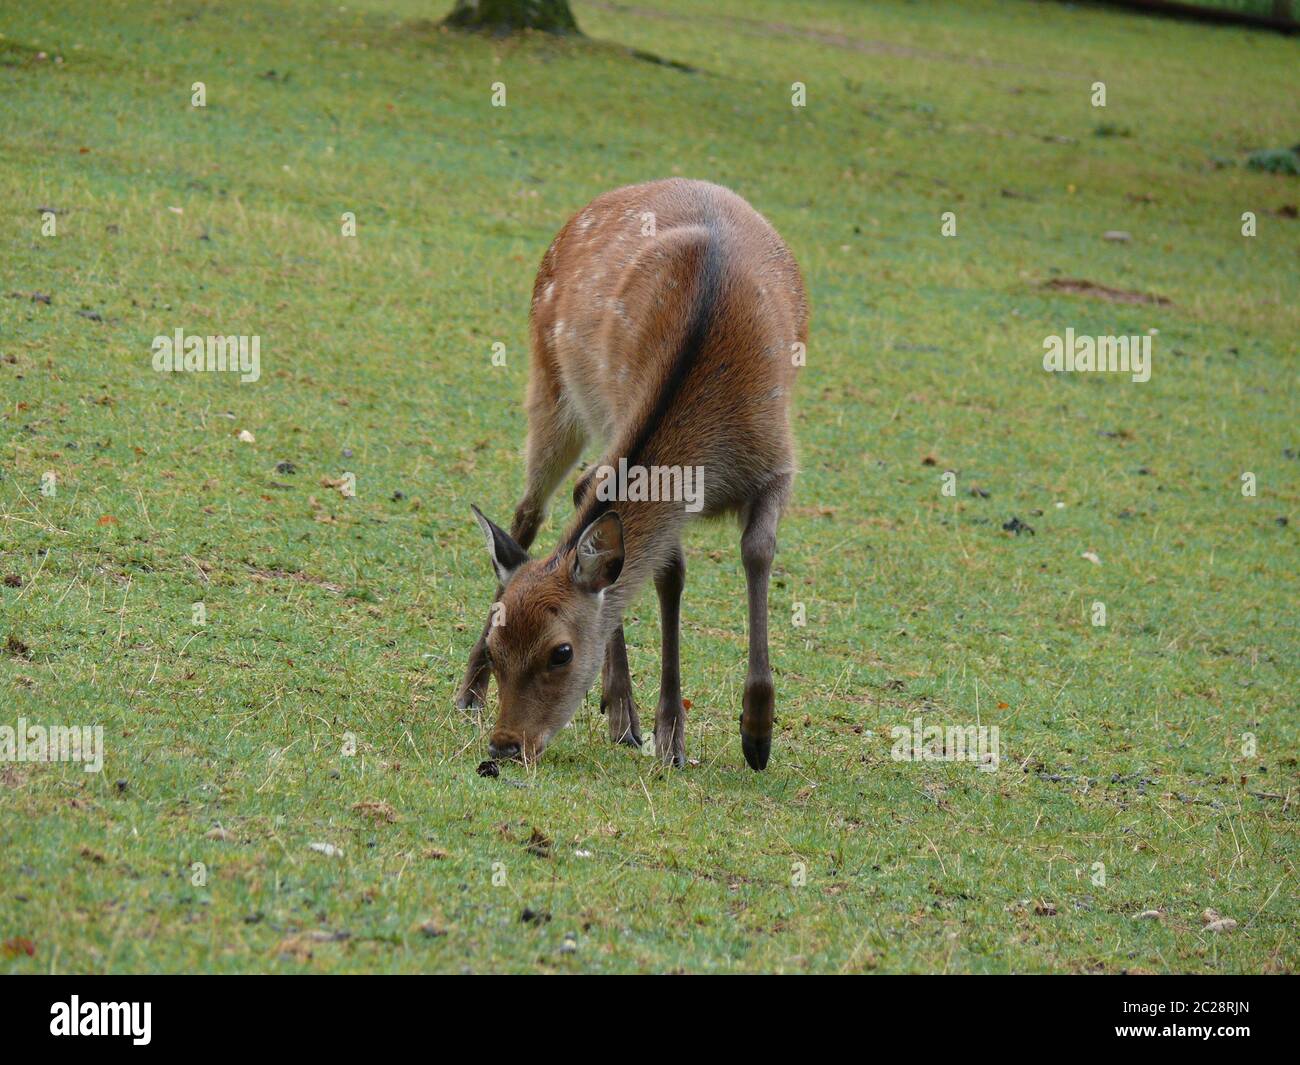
[470,505,624,762]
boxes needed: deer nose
[488,739,520,760]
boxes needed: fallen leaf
[237,429,255,443]
[274,935,313,961]
[308,842,343,857]
[2,937,35,958]
[320,475,355,498]
[1081,550,1102,565]
[1201,907,1237,932]
[525,827,553,858]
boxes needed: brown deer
[455,179,808,770]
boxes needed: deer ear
[572,510,624,593]
[470,504,528,586]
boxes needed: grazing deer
[455,179,808,770]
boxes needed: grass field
[1,0,1296,974]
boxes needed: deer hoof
[740,718,771,771]
[654,713,686,768]
[454,685,485,713]
[603,689,642,748]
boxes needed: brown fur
[459,179,808,766]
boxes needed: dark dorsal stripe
[557,225,723,558]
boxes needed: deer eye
[548,643,573,669]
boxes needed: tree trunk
[444,0,581,35]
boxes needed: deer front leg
[653,547,687,767]
[600,623,642,747]
[453,606,497,712]
[739,480,786,770]
[455,406,586,712]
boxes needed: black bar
[0,975,1291,1050]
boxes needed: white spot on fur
[543,282,555,302]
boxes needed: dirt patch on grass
[247,566,345,594]
[588,1,1086,78]
[4,634,32,659]
[1042,278,1172,305]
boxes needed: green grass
[1173,1,1290,17]
[1,0,1296,974]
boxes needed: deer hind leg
[653,545,687,767]
[738,475,789,770]
[453,403,585,711]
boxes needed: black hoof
[617,729,642,749]
[454,689,484,712]
[741,730,770,771]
